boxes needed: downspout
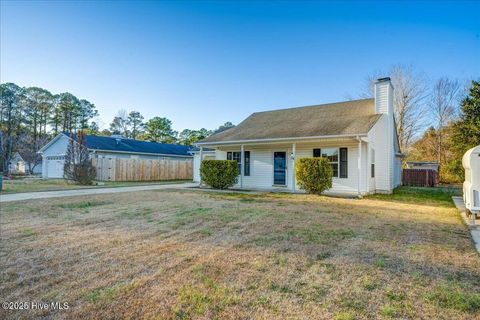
[199,147,203,186]
[240,145,244,189]
[292,143,296,192]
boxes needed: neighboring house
[38,133,192,179]
[195,77,402,195]
[405,161,440,172]
[8,152,26,174]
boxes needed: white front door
[46,155,65,178]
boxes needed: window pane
[244,151,250,176]
[331,163,338,177]
[321,148,338,162]
[230,152,242,175]
[232,152,241,163]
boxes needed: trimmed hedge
[296,157,333,194]
[200,160,239,189]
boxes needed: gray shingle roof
[199,98,380,144]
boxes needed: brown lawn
[1,178,191,194]
[0,188,479,319]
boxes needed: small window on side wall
[339,148,348,178]
[371,149,375,178]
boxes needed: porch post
[366,144,370,193]
[357,138,362,197]
[199,146,203,185]
[292,143,296,191]
[240,144,244,189]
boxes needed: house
[405,161,440,172]
[8,152,26,174]
[38,133,192,179]
[195,77,402,196]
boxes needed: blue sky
[1,1,479,132]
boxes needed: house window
[47,155,65,161]
[227,151,250,176]
[371,149,375,178]
[244,151,250,176]
[321,148,339,178]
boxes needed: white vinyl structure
[463,145,480,219]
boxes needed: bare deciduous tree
[358,64,429,151]
[109,109,129,136]
[64,131,96,184]
[429,77,462,163]
[17,133,50,174]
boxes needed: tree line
[0,82,235,174]
[0,83,99,173]
[104,109,234,145]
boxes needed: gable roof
[39,133,192,157]
[11,152,24,162]
[198,98,381,144]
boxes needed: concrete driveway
[0,182,197,203]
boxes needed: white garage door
[46,155,65,178]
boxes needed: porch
[196,136,375,196]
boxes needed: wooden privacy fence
[92,157,193,181]
[402,169,439,187]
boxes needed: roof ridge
[251,98,374,115]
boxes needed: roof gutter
[196,133,368,146]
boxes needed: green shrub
[295,157,333,194]
[200,160,239,189]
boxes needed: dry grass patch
[0,188,479,319]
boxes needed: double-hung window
[321,148,339,178]
[227,151,250,176]
[313,147,347,178]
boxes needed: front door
[273,152,287,185]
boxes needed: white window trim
[321,147,339,178]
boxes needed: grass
[367,186,462,207]
[425,285,480,312]
[0,187,479,319]
[0,178,191,194]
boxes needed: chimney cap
[375,77,391,83]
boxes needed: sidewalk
[0,182,197,203]
[452,196,480,253]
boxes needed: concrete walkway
[452,196,480,253]
[0,182,197,203]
